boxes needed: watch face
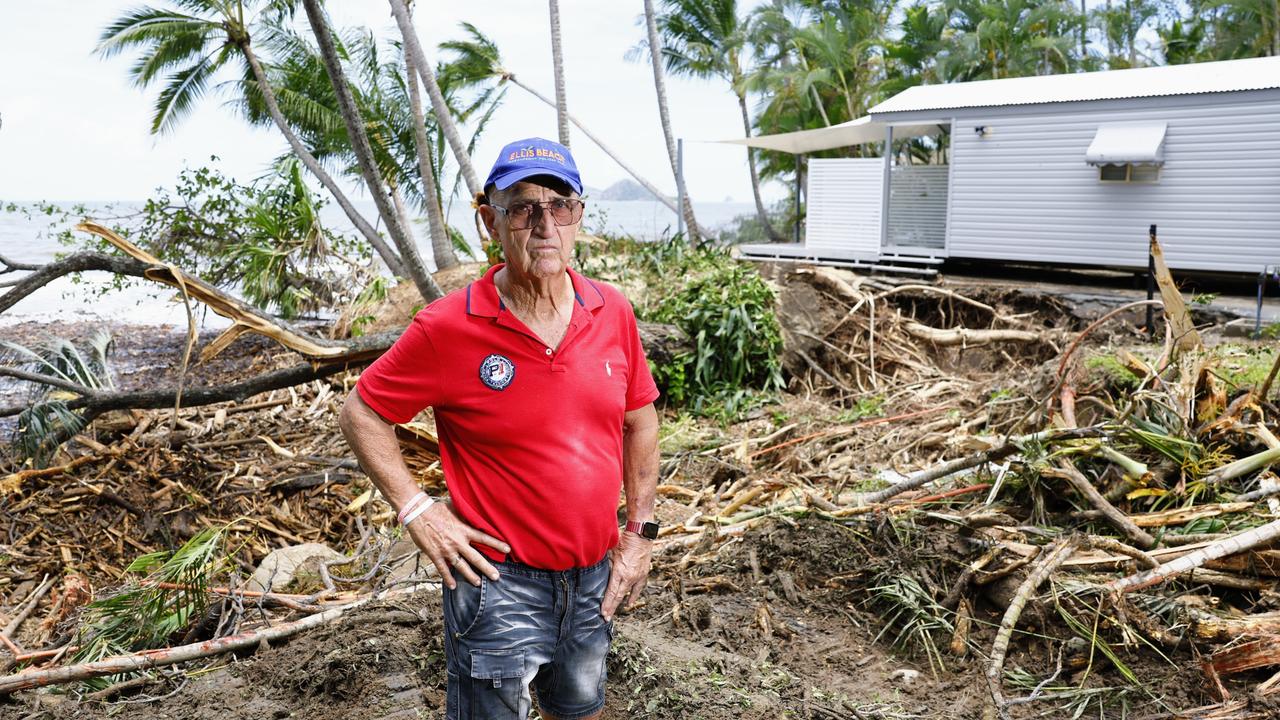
[627,520,660,539]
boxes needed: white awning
[710,116,948,155]
[1085,122,1168,166]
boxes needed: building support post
[794,153,803,245]
[1147,224,1157,338]
[881,125,894,252]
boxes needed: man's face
[481,180,580,281]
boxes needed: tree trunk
[737,90,783,242]
[388,0,483,196]
[238,43,407,279]
[404,32,458,270]
[641,0,701,242]
[548,0,571,147]
[810,85,832,127]
[1126,0,1136,66]
[302,0,442,303]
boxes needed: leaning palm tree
[642,0,702,241]
[440,23,686,219]
[95,0,409,279]
[254,26,499,271]
[300,0,441,301]
[652,0,783,241]
[387,0,484,197]
[548,0,572,147]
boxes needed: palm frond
[96,8,217,59]
[73,526,230,688]
[151,46,228,134]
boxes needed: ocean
[0,198,757,328]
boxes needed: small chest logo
[479,354,516,391]
[605,360,612,377]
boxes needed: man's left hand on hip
[601,530,653,620]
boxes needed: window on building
[1098,163,1160,183]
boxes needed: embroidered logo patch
[479,354,516,391]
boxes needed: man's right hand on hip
[406,500,510,589]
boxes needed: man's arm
[601,402,660,620]
[338,391,509,589]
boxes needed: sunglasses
[490,198,586,230]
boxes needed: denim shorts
[442,556,613,720]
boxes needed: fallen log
[0,251,156,314]
[856,426,1105,505]
[0,592,384,695]
[1110,518,1280,593]
[986,537,1078,718]
[903,322,1043,347]
[1206,635,1280,676]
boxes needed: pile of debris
[1,237,1279,719]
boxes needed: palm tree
[254,27,499,270]
[1090,0,1159,67]
[1196,0,1280,58]
[1159,18,1208,64]
[653,0,783,242]
[549,0,572,147]
[300,0,441,301]
[405,47,459,271]
[439,23,686,218]
[641,0,702,241]
[95,1,409,279]
[948,0,1080,78]
[881,2,950,95]
[387,0,484,197]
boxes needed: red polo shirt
[356,264,659,570]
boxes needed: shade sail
[711,116,948,155]
[1085,122,1168,165]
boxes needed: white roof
[1085,122,1168,165]
[712,115,946,155]
[870,56,1280,115]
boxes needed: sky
[0,1,781,206]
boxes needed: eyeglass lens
[504,200,584,229]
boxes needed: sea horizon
[0,197,759,328]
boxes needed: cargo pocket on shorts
[470,648,527,717]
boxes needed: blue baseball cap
[484,137,582,195]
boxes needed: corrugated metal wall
[888,165,949,251]
[806,158,884,261]
[889,89,1280,273]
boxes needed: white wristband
[401,495,435,527]
[396,491,428,524]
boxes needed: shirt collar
[466,263,604,318]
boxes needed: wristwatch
[624,519,660,540]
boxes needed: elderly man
[339,137,661,720]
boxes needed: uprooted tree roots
[3,244,1280,718]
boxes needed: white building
[733,55,1280,276]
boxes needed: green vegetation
[72,526,229,687]
[1084,352,1144,390]
[836,395,885,423]
[584,235,783,420]
[1,333,115,467]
